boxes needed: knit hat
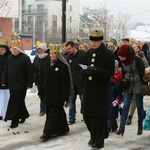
[117,45,135,65]
[89,30,103,41]
[117,45,134,57]
[107,42,115,48]
[38,43,48,51]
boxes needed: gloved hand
[81,69,88,77]
[86,66,97,75]
[112,99,119,107]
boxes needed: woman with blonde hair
[79,42,89,51]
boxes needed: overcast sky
[80,0,150,24]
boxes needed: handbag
[120,62,134,90]
[140,84,150,96]
[120,78,130,90]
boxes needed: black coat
[41,60,71,106]
[2,53,33,90]
[33,55,50,85]
[0,49,11,89]
[81,43,115,117]
[66,50,86,94]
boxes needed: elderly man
[2,40,33,128]
[81,30,115,150]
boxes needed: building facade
[15,0,80,45]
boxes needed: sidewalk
[0,89,150,150]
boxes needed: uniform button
[92,53,96,57]
[91,58,95,62]
[69,60,72,63]
[88,76,92,80]
[90,64,94,67]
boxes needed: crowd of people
[0,30,150,150]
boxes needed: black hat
[89,30,103,41]
[122,38,129,42]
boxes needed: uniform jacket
[0,49,11,89]
[41,60,71,106]
[2,53,33,90]
[33,55,50,85]
[66,50,86,94]
[81,43,115,117]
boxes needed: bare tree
[113,12,131,42]
[0,0,11,17]
[80,7,131,42]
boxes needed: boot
[126,115,132,125]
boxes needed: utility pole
[33,15,35,46]
[62,0,66,43]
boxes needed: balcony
[22,8,47,15]
[22,20,47,26]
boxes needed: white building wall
[20,0,80,41]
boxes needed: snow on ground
[0,86,150,150]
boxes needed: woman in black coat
[0,40,11,120]
[40,45,72,140]
[33,43,50,116]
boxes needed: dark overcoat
[2,53,33,90]
[0,49,11,89]
[42,60,70,106]
[33,55,50,85]
[66,50,86,94]
[82,43,115,117]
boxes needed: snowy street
[0,87,150,150]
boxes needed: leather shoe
[91,143,104,150]
[40,134,50,140]
[137,129,143,135]
[68,120,75,125]
[19,118,26,123]
[9,124,18,128]
[88,139,94,147]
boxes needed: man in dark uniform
[65,41,86,125]
[81,30,115,149]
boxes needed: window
[28,5,32,13]
[52,15,57,33]
[70,5,72,11]
[37,4,44,13]
[70,16,72,23]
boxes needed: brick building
[0,17,12,45]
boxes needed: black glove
[81,69,88,77]
[86,66,99,75]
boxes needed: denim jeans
[40,100,46,113]
[37,85,46,113]
[69,89,83,121]
[120,92,144,130]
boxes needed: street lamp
[62,0,66,43]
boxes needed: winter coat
[108,82,122,119]
[66,50,86,94]
[41,60,71,106]
[0,49,11,89]
[33,55,50,85]
[2,53,33,90]
[123,56,145,94]
[81,43,115,117]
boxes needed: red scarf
[121,52,135,65]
